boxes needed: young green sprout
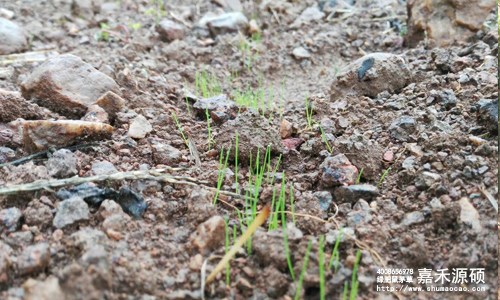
[295,239,313,300]
[281,182,295,280]
[234,133,239,194]
[350,250,362,300]
[184,79,191,114]
[319,235,325,300]
[329,228,343,272]
[313,121,332,153]
[356,168,364,185]
[213,147,231,205]
[280,76,286,119]
[171,111,189,148]
[224,215,230,286]
[379,167,391,187]
[206,105,212,150]
[290,185,295,224]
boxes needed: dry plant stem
[205,205,270,285]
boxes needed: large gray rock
[0,18,28,54]
[389,116,417,142]
[334,184,379,203]
[330,53,412,102]
[21,54,120,118]
[53,197,90,229]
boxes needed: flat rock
[22,120,114,153]
[46,149,78,178]
[21,54,120,118]
[17,243,50,275]
[334,184,379,203]
[128,114,152,139]
[53,197,90,229]
[156,19,184,42]
[0,18,28,54]
[90,160,118,176]
[319,154,358,187]
[330,53,411,102]
[406,0,496,47]
[415,171,441,190]
[292,47,311,59]
[214,109,283,164]
[0,89,54,122]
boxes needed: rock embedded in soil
[53,197,90,229]
[22,120,113,153]
[46,149,78,178]
[90,160,118,176]
[0,207,22,232]
[193,94,239,124]
[198,12,249,36]
[20,54,120,118]
[23,199,53,228]
[0,146,15,163]
[151,140,182,165]
[127,114,152,139]
[156,19,184,42]
[388,116,417,142]
[190,215,225,255]
[319,154,358,187]
[68,228,108,253]
[22,276,65,300]
[214,109,283,165]
[402,211,425,227]
[476,99,498,134]
[290,6,325,28]
[431,202,460,231]
[82,104,109,124]
[414,171,441,190]
[0,89,53,122]
[330,53,411,102]
[17,243,50,275]
[458,197,482,233]
[313,191,333,211]
[92,91,125,123]
[334,184,379,203]
[331,133,383,181]
[0,18,28,55]
[406,0,496,47]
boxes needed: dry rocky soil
[0,0,498,300]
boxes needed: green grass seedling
[328,227,343,272]
[319,235,325,300]
[379,167,391,187]
[295,239,313,300]
[213,147,231,205]
[224,215,230,285]
[356,168,364,185]
[171,111,189,148]
[350,250,362,300]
